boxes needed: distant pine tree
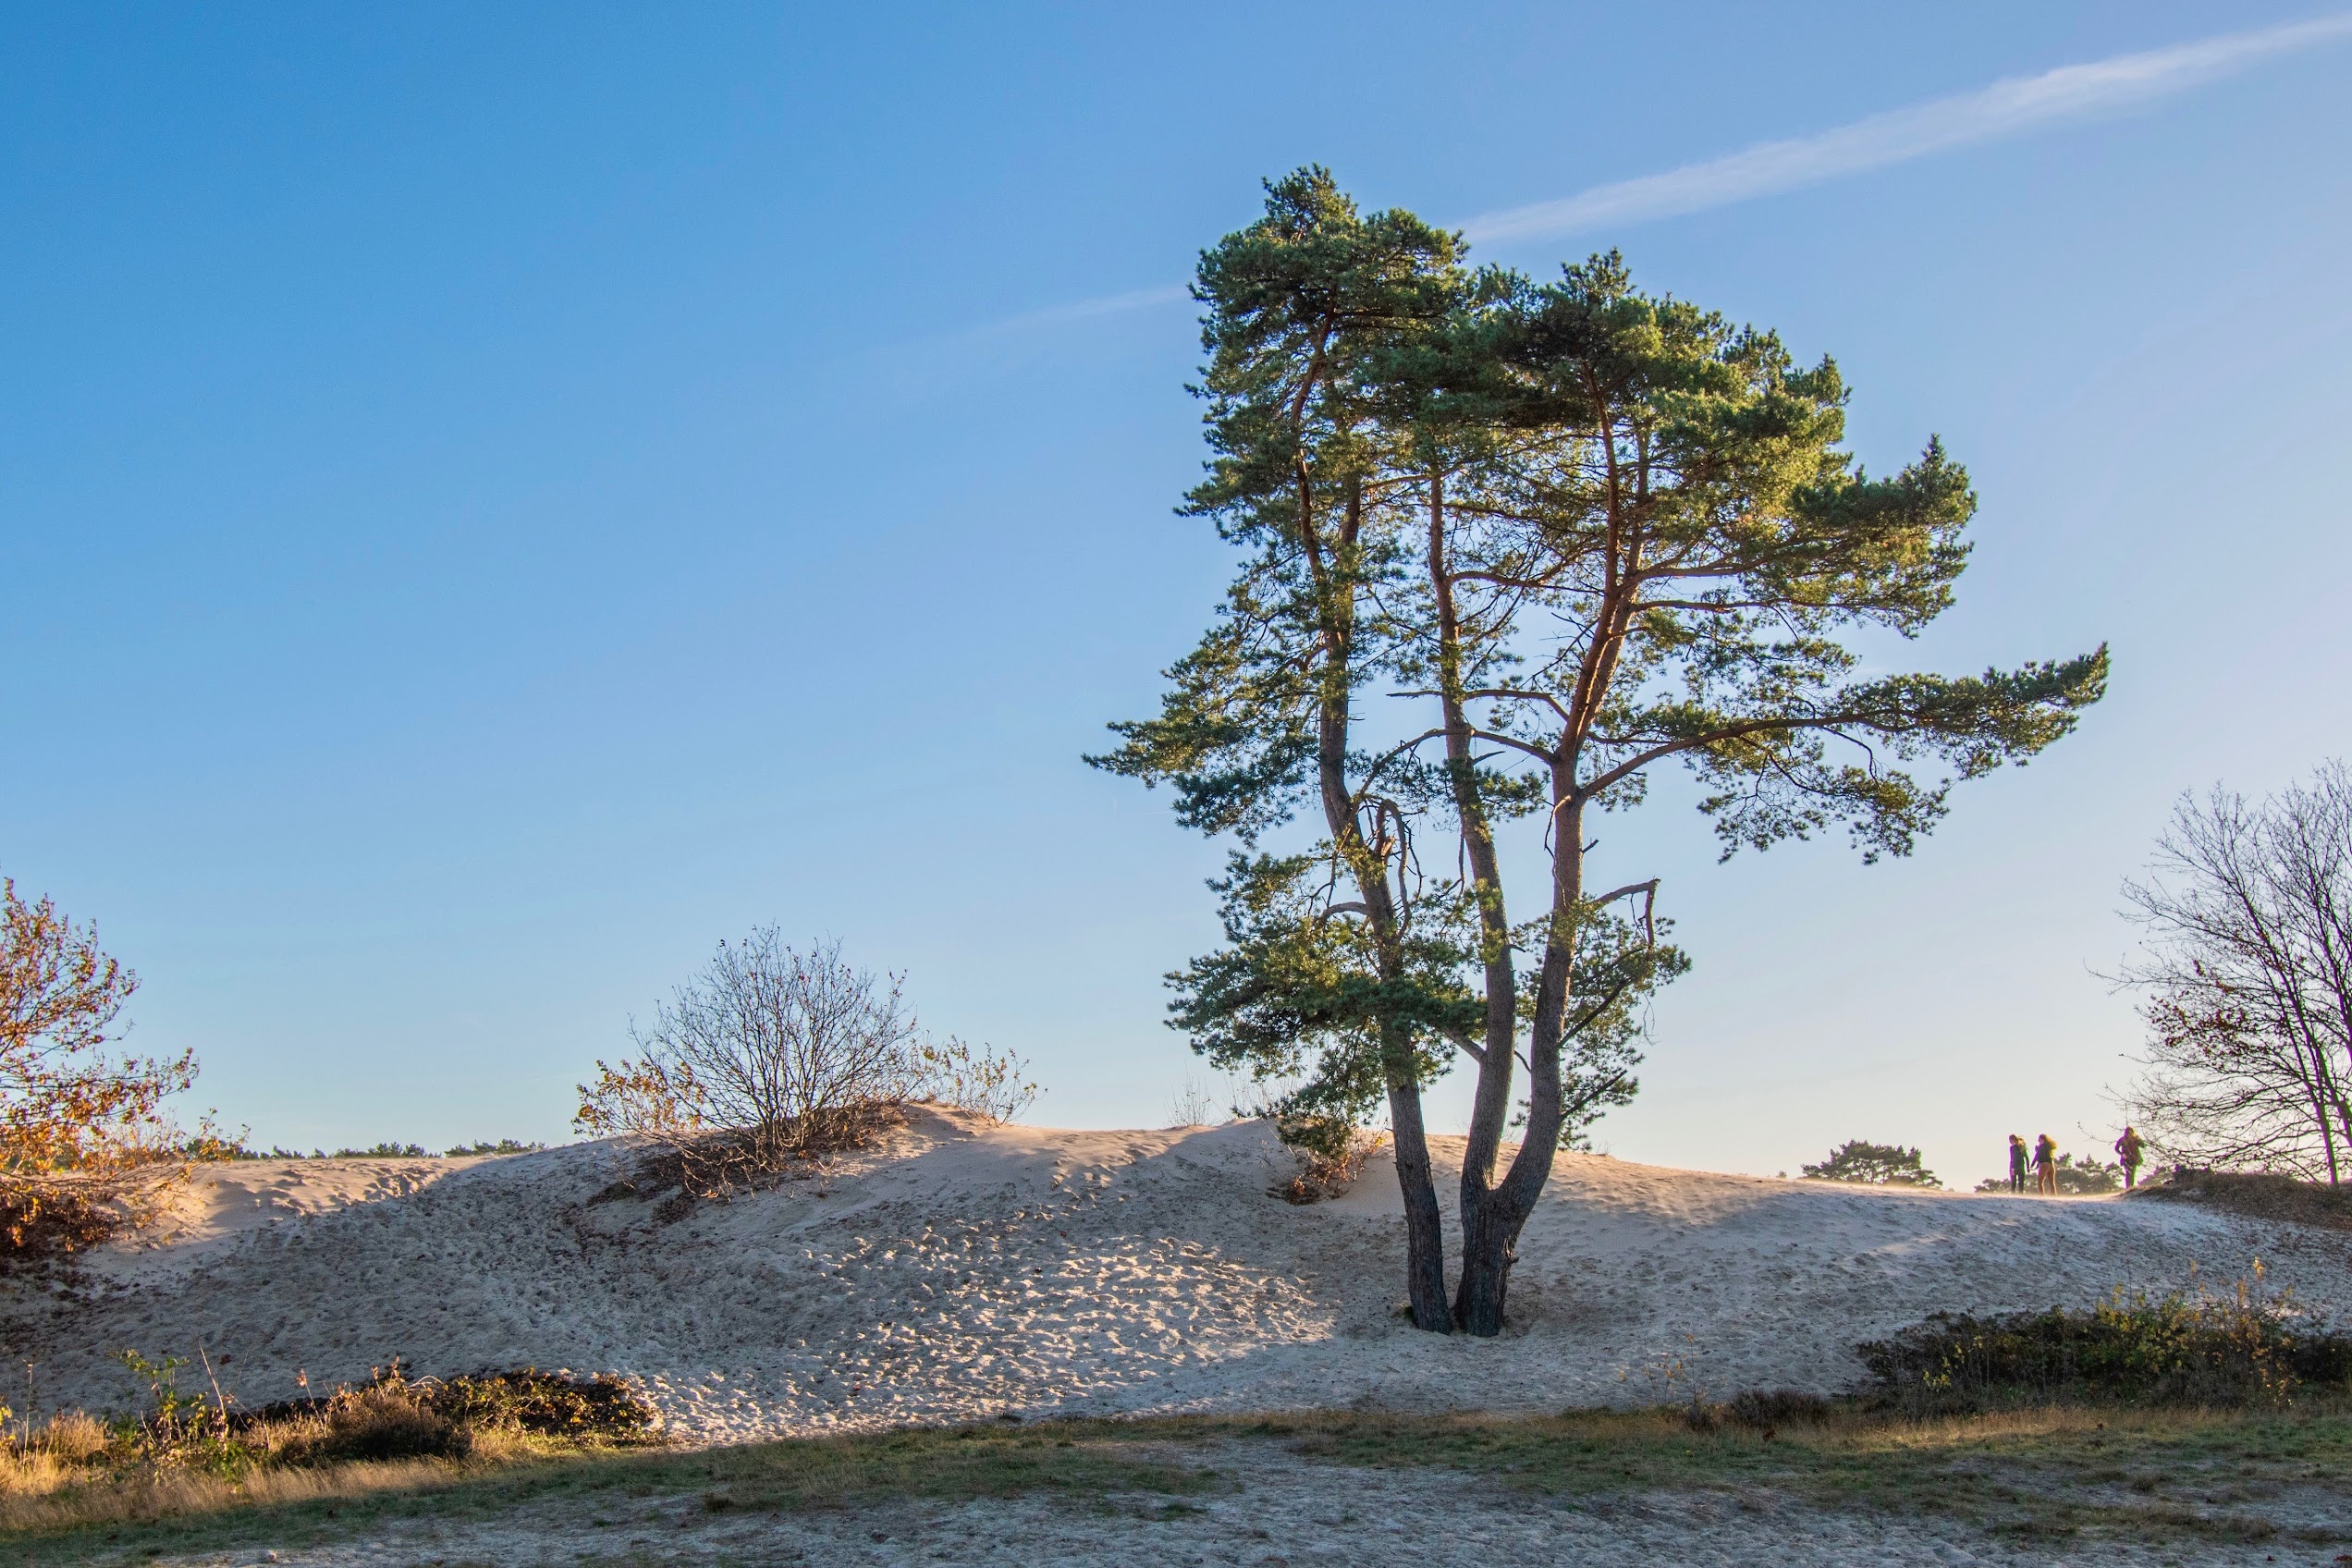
[1802,1139,1942,1187]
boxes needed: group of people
[2003,1126,2146,1194]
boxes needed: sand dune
[5,1109,2344,1440]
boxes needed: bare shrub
[575,931,1033,1192]
[913,1035,1036,1124]
[2117,766,2352,1182]
[1169,1073,1218,1128]
[1,878,199,1259]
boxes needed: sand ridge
[4,1108,2345,1441]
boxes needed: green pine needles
[1091,167,2108,1335]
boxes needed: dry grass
[11,1401,2352,1562]
[2135,1168,2352,1230]
[1,1441,513,1534]
[1271,1130,1384,1205]
[0,1364,657,1550]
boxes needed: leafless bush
[1168,1072,1219,1127]
[913,1036,1036,1124]
[2117,765,2352,1182]
[575,931,1034,1193]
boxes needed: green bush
[430,1367,657,1439]
[1858,1276,2352,1414]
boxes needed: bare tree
[2120,765,2352,1182]
[576,931,1032,1190]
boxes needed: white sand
[5,1108,2346,1439]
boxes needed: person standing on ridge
[2114,1125,2146,1189]
[2006,1134,2028,1194]
[2034,1133,2059,1195]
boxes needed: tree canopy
[1096,168,2108,1333]
[1803,1139,1942,1187]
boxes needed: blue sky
[4,3,2348,1185]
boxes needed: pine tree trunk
[1384,1052,1451,1332]
[1452,1200,1511,1337]
[1453,1180,1543,1335]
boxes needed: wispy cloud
[1463,13,2352,245]
[933,15,2348,362]
[876,284,1193,401]
[947,284,1191,348]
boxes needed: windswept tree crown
[1092,167,2106,1335]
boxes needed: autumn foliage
[1,877,193,1256]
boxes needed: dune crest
[6,1108,2343,1442]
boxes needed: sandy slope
[5,1109,2345,1440]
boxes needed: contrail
[1463,12,2352,244]
[953,284,1191,342]
[956,15,2349,343]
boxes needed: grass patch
[1253,1402,2352,1541]
[10,1402,2352,1562]
[3,1418,1224,1564]
[1,1360,661,1558]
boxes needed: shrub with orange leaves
[1,877,195,1257]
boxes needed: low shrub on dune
[574,931,1034,1202]
[0,1356,659,1525]
[1858,1268,2352,1414]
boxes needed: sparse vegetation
[0,1359,657,1538]
[8,1403,2351,1562]
[443,1138,546,1158]
[2119,763,2352,1182]
[1801,1139,1942,1187]
[1,877,200,1261]
[1271,1124,1383,1204]
[574,930,1032,1196]
[1858,1271,2352,1414]
[2133,1166,2352,1229]
[190,1139,546,1161]
[911,1035,1038,1126]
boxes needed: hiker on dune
[2034,1133,2059,1195]
[2114,1125,2145,1190]
[2006,1133,2028,1194]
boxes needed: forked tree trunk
[1452,1194,1518,1337]
[1382,1027,1451,1331]
[1450,804,1586,1335]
